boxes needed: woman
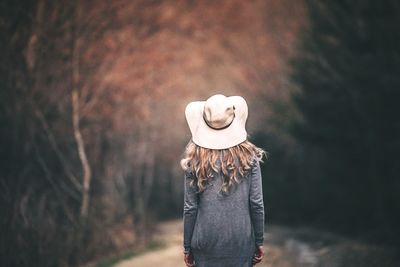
[181,94,266,267]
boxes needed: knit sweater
[183,158,265,259]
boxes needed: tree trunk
[72,90,92,219]
[71,0,92,219]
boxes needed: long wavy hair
[180,140,266,194]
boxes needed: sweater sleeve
[249,159,265,246]
[183,171,199,252]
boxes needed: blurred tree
[291,0,400,244]
[0,0,306,266]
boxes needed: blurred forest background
[1,0,399,266]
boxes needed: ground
[112,219,399,267]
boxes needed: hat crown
[203,94,235,130]
[184,94,248,149]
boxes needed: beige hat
[184,94,248,149]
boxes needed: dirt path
[113,219,399,267]
[112,220,186,267]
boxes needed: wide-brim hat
[184,94,248,149]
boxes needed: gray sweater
[183,158,265,260]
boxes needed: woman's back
[182,94,266,267]
[184,158,264,266]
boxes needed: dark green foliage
[290,0,400,244]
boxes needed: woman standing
[181,94,266,267]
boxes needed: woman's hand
[252,245,264,265]
[184,251,195,267]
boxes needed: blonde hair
[180,140,266,194]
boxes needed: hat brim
[185,96,248,149]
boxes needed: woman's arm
[249,159,265,246]
[183,171,199,253]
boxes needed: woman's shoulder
[249,155,263,173]
[183,167,195,179]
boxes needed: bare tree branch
[30,99,83,192]
[71,1,92,219]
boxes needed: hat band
[202,112,235,130]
